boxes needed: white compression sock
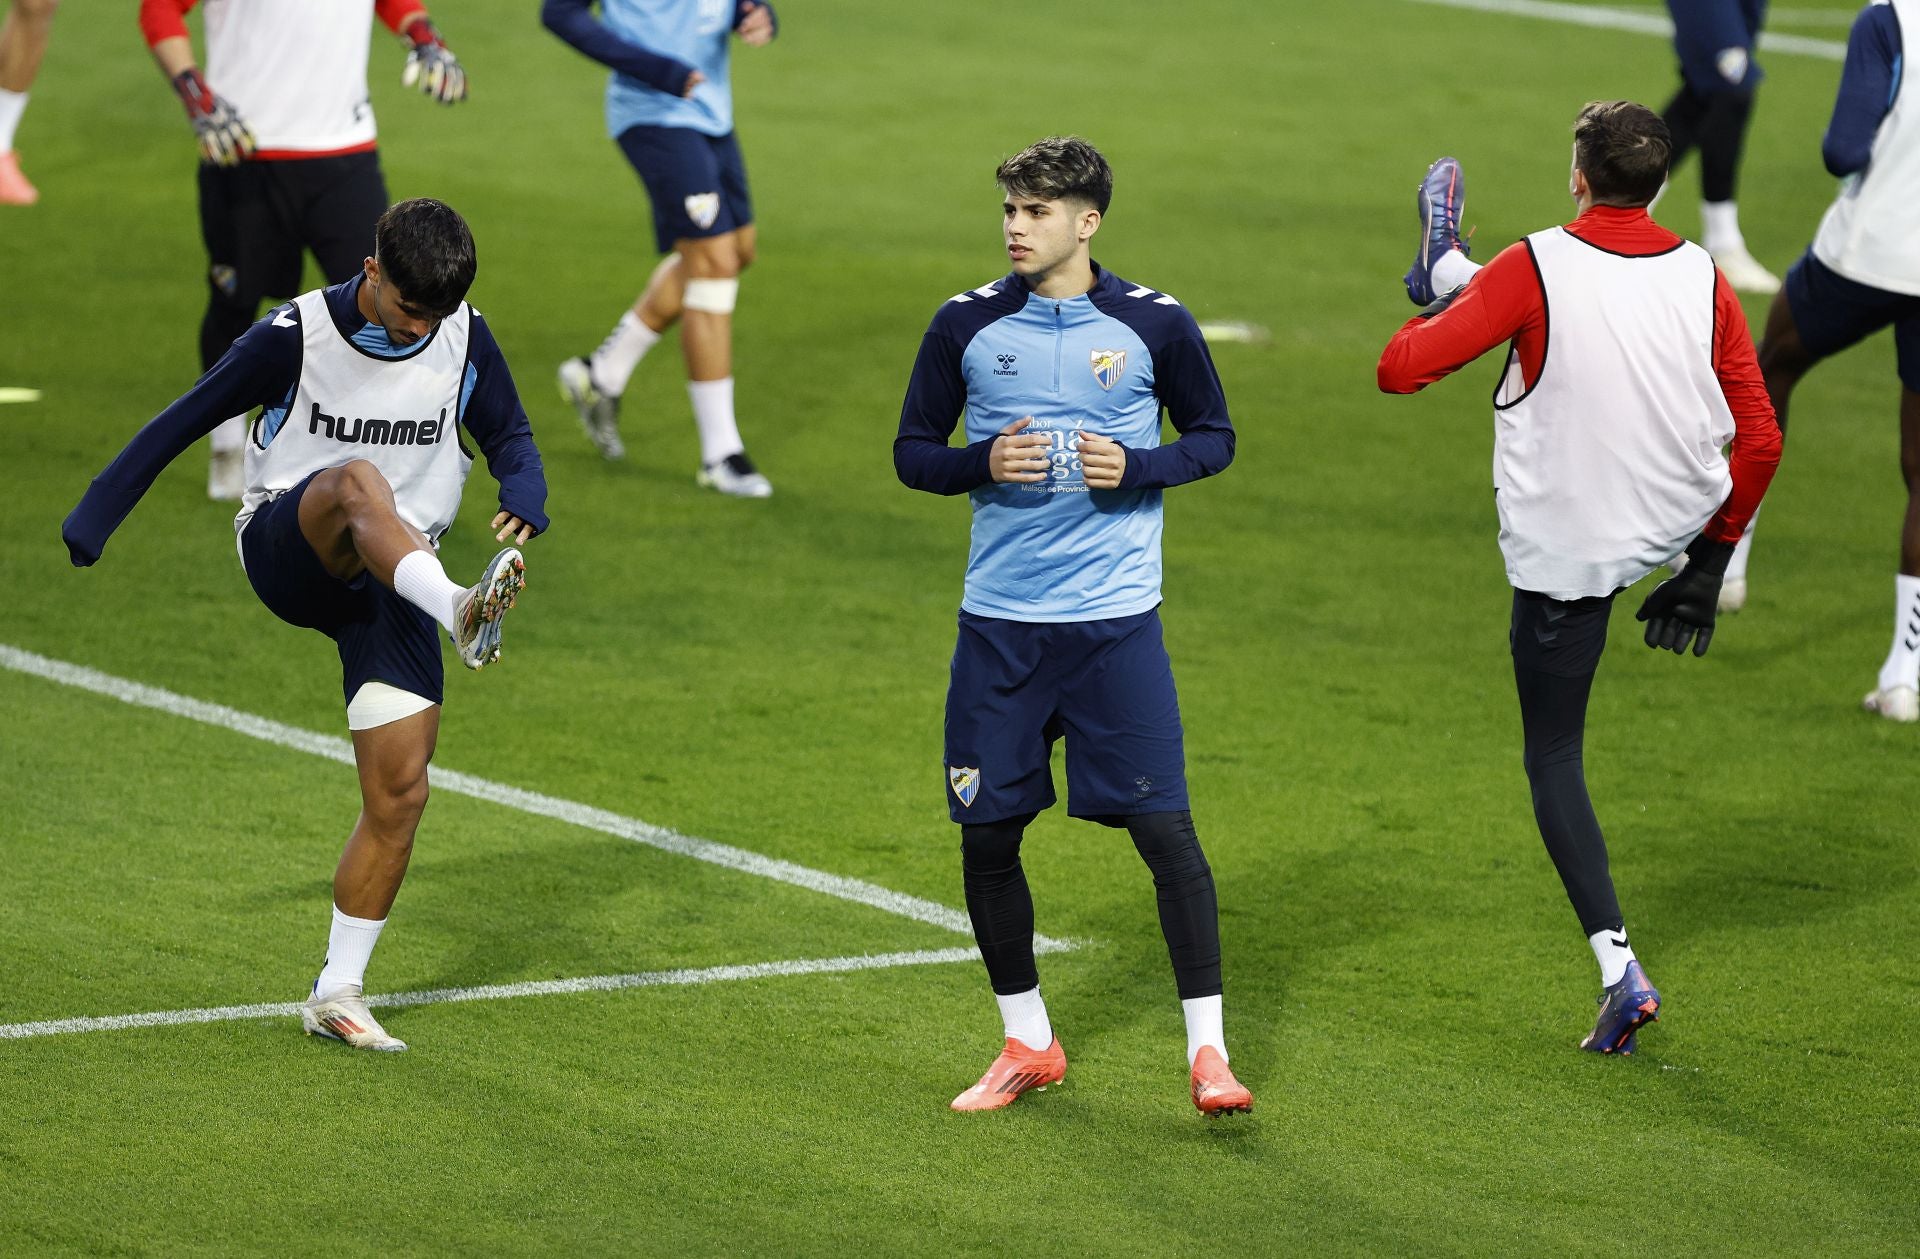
[1432,249,1481,296]
[314,904,387,999]
[1182,994,1226,1066]
[1589,927,1637,988]
[689,377,744,466]
[995,987,1053,1051]
[1702,200,1745,254]
[391,549,465,635]
[0,89,26,154]
[1877,574,1920,693]
[588,310,661,397]
[209,415,247,455]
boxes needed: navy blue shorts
[1667,0,1766,93]
[239,471,444,708]
[1786,248,1920,391]
[943,608,1189,825]
[616,125,753,255]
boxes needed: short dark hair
[1573,100,1671,207]
[996,136,1113,214]
[373,198,477,317]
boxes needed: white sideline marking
[0,643,1067,948]
[1405,0,1846,60]
[0,942,1075,1042]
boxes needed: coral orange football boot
[1190,1046,1253,1117]
[0,151,40,206]
[950,1037,1067,1112]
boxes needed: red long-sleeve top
[1377,205,1781,545]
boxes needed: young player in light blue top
[544,0,777,496]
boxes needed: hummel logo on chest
[994,354,1018,376]
[308,402,446,446]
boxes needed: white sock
[1589,927,1637,988]
[1702,200,1745,255]
[1182,994,1226,1066]
[314,904,387,999]
[1877,573,1920,693]
[391,549,465,635]
[1432,248,1481,296]
[587,310,661,396]
[689,377,744,466]
[209,415,247,455]
[995,987,1053,1051]
[1725,509,1759,582]
[0,89,26,154]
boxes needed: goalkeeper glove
[402,19,468,104]
[173,68,255,167]
[1635,534,1735,657]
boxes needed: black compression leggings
[1515,665,1625,936]
[959,810,1224,999]
[1663,84,1756,204]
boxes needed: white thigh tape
[346,681,437,731]
[682,277,740,314]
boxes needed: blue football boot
[1403,155,1470,306]
[1580,959,1660,1055]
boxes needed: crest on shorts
[949,766,980,807]
[1090,348,1127,390]
[209,265,239,298]
[684,192,721,231]
[1715,46,1749,86]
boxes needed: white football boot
[451,547,525,670]
[558,357,626,460]
[302,985,407,1052]
[1712,245,1782,296]
[1862,685,1920,723]
[698,451,773,498]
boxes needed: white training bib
[1813,0,1920,295]
[1490,228,1734,600]
[203,0,378,154]
[237,289,473,550]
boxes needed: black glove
[1635,534,1735,656]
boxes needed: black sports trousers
[196,150,389,371]
[1509,588,1625,936]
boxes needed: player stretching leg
[1382,106,1782,1054]
[544,0,775,497]
[63,200,548,1052]
[896,137,1250,1115]
[1726,2,1920,716]
[1659,0,1780,293]
[0,0,58,204]
[142,0,470,501]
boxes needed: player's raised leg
[298,458,526,669]
[1404,156,1476,306]
[0,0,58,206]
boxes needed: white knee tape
[682,277,740,314]
[346,681,437,731]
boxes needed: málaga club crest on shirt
[1090,348,1127,391]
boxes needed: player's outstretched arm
[540,0,702,98]
[140,3,254,165]
[63,310,301,566]
[390,9,468,106]
[458,315,551,542]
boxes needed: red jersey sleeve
[1376,241,1546,394]
[376,0,428,34]
[1702,271,1782,543]
[139,0,197,48]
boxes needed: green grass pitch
[2,0,1915,1253]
